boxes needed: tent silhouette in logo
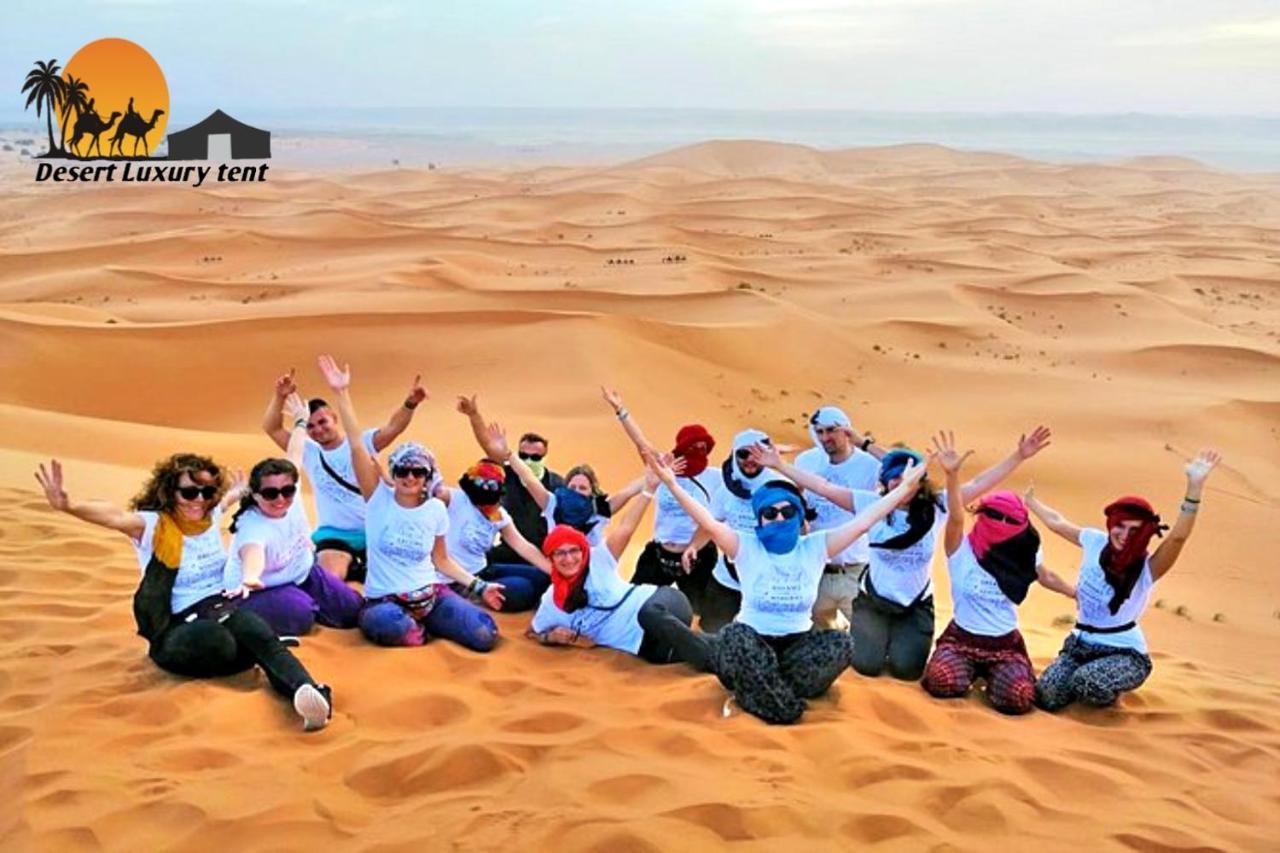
[166,109,270,160]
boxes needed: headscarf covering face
[751,481,806,555]
[388,442,443,498]
[1099,496,1166,613]
[968,490,1041,604]
[459,460,506,520]
[808,406,851,449]
[552,486,598,533]
[542,525,591,612]
[673,424,715,478]
[870,448,938,551]
[721,428,774,500]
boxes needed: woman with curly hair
[34,454,333,731]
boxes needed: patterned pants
[1035,633,1153,711]
[712,623,853,725]
[922,620,1036,715]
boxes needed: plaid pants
[712,623,853,725]
[922,620,1036,715]
[1035,633,1153,710]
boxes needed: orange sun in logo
[59,38,169,158]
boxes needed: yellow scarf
[152,511,213,569]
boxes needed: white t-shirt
[226,499,314,589]
[300,427,379,532]
[653,470,721,545]
[794,446,880,565]
[542,491,607,548]
[364,483,451,599]
[709,486,761,591]
[733,531,829,636]
[853,489,946,606]
[445,488,511,574]
[947,538,1043,637]
[132,508,232,614]
[1072,528,1154,653]
[529,546,658,654]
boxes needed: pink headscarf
[968,490,1029,559]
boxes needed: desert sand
[1,140,1278,851]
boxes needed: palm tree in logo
[21,59,67,157]
[58,74,91,155]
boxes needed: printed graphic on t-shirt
[374,517,434,566]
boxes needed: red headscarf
[541,525,591,612]
[968,490,1029,559]
[673,424,715,477]
[1099,496,1165,613]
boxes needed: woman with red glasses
[921,432,1076,714]
[313,355,507,651]
[226,452,365,637]
[34,454,334,731]
[1028,449,1221,711]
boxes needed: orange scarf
[152,511,212,569]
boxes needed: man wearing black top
[457,397,563,565]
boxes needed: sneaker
[294,683,332,732]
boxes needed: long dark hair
[230,458,298,532]
[129,453,225,514]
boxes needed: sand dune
[2,141,1279,851]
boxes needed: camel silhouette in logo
[68,110,121,159]
[109,107,164,158]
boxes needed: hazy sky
[5,0,1279,117]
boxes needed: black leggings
[712,623,853,724]
[635,586,713,670]
[149,608,316,698]
[850,593,935,680]
[698,575,743,634]
[630,541,718,614]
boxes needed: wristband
[861,436,875,451]
[1180,502,1199,514]
[292,418,307,429]
[1182,496,1200,503]
[616,408,630,421]
[641,489,655,499]
[403,398,419,411]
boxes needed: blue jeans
[359,586,498,652]
[478,562,551,612]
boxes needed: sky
[5,0,1279,120]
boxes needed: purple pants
[239,564,364,636]
[359,586,498,652]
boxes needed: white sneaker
[294,683,332,732]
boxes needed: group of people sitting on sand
[35,355,1221,731]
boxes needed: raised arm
[372,373,428,452]
[645,451,740,559]
[604,466,657,560]
[959,426,1052,503]
[34,459,145,540]
[261,368,299,451]
[824,459,928,558]
[282,392,309,470]
[486,422,552,508]
[932,430,973,556]
[316,354,380,500]
[498,524,551,573]
[607,475,645,515]
[845,424,887,460]
[1150,449,1220,580]
[456,394,500,460]
[1022,485,1082,545]
[748,442,854,510]
[601,386,658,455]
[1035,561,1077,600]
[216,469,248,515]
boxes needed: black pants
[635,586,713,670]
[631,540,718,614]
[712,623,853,724]
[698,574,742,634]
[849,593,935,681]
[149,605,316,698]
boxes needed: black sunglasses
[393,465,432,479]
[177,485,218,501]
[979,507,1019,524]
[256,484,297,501]
[518,451,545,462]
[759,504,799,521]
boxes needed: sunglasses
[177,485,218,501]
[469,476,503,490]
[551,546,583,560]
[518,451,545,462]
[979,507,1020,524]
[392,466,432,479]
[759,504,799,521]
[256,484,297,501]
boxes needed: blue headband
[879,449,924,486]
[751,483,805,520]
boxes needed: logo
[21,38,270,187]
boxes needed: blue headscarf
[871,448,940,552]
[878,448,925,488]
[552,486,597,533]
[751,482,806,554]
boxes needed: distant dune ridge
[1,140,1278,851]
